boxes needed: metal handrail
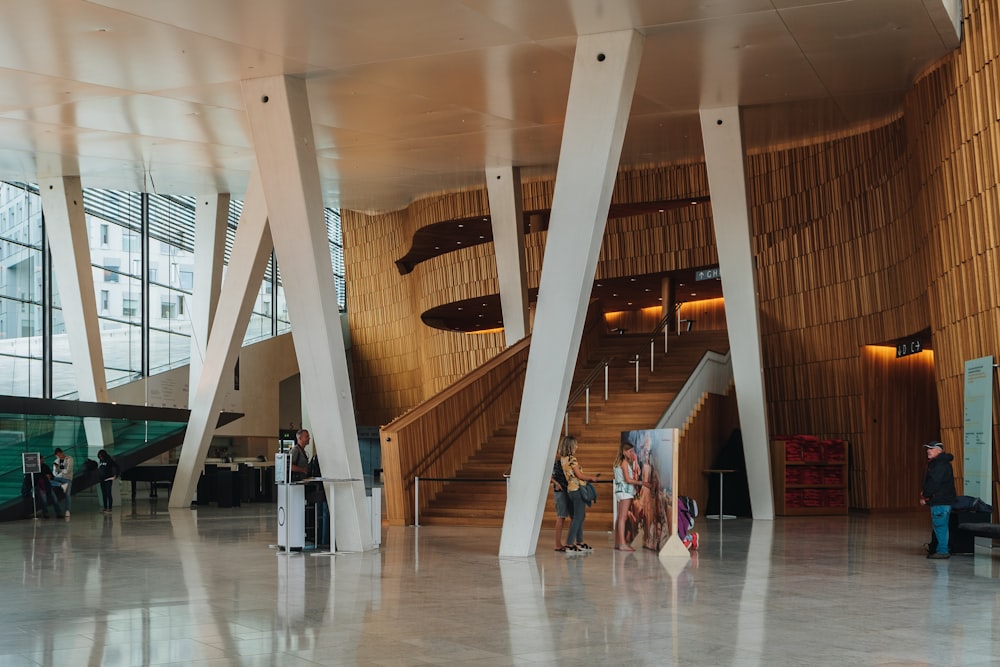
[563,356,613,434]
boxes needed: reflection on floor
[2,494,999,666]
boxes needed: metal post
[664,327,669,355]
[634,354,639,392]
[650,340,654,373]
[585,387,590,425]
[414,476,420,527]
[604,364,609,400]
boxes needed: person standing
[560,435,600,552]
[290,429,311,482]
[613,442,645,551]
[920,440,956,559]
[551,452,573,551]
[52,447,74,517]
[97,449,120,514]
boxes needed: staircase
[417,330,730,528]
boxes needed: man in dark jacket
[920,441,957,559]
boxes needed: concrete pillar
[499,30,644,557]
[189,194,229,408]
[485,165,529,344]
[39,176,113,451]
[241,75,373,552]
[170,170,273,507]
[698,106,774,520]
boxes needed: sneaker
[576,543,593,551]
[64,511,70,518]
[927,552,950,559]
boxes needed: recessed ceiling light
[458,224,464,228]
[691,293,696,296]
[612,293,617,297]
[627,302,633,306]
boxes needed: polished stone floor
[2,491,1000,666]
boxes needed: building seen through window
[0,182,345,398]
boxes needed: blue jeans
[567,490,587,546]
[53,477,71,511]
[930,504,950,554]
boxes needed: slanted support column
[241,74,373,552]
[486,166,529,344]
[40,177,112,451]
[189,194,229,408]
[499,30,643,557]
[170,170,273,507]
[698,107,774,520]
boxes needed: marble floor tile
[1,493,999,666]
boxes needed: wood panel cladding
[676,388,739,513]
[858,346,940,510]
[345,163,716,428]
[905,0,1000,504]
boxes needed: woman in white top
[613,441,645,551]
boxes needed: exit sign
[695,267,720,281]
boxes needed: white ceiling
[0,0,961,212]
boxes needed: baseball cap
[924,441,944,450]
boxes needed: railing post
[604,364,609,400]
[664,327,669,355]
[414,476,420,527]
[634,354,639,392]
[650,339,654,373]
[585,386,590,425]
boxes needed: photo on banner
[621,428,675,551]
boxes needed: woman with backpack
[96,449,119,514]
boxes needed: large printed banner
[621,429,677,551]
[962,356,994,501]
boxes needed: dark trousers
[100,479,114,510]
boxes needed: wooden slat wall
[858,346,940,509]
[676,388,740,512]
[678,298,727,331]
[904,0,1000,511]
[344,163,717,427]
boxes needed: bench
[956,522,1000,539]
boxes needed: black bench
[957,523,1000,539]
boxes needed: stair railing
[563,357,613,435]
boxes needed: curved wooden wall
[905,0,1000,494]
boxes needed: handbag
[579,481,597,506]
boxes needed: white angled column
[40,177,112,450]
[699,107,774,520]
[189,194,229,408]
[499,30,643,557]
[241,75,373,552]
[170,170,273,507]
[486,166,529,345]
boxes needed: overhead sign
[895,337,923,358]
[695,267,720,281]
